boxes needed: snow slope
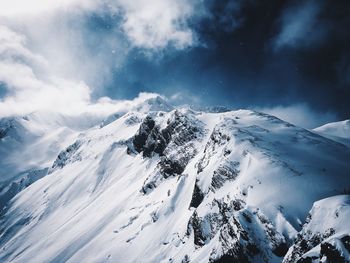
[0,113,82,211]
[314,119,350,148]
[0,104,349,263]
[284,195,350,262]
[0,95,172,213]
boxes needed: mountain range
[0,96,349,263]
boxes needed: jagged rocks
[189,180,205,208]
[50,140,82,172]
[187,198,248,247]
[141,147,196,193]
[284,196,350,263]
[273,242,289,257]
[131,116,157,156]
[130,110,202,159]
[136,111,204,193]
[0,128,6,140]
[124,114,142,126]
[197,126,231,174]
[284,232,349,263]
[211,161,240,190]
[295,237,350,262]
[342,235,350,252]
[158,147,193,177]
[181,255,191,263]
[0,168,48,213]
[210,222,251,263]
[320,241,347,263]
[161,110,200,147]
[186,195,289,262]
[0,117,27,142]
[187,211,207,247]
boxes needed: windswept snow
[314,120,350,139]
[314,119,350,147]
[284,195,350,262]
[0,105,349,263]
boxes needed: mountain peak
[136,95,173,112]
[0,106,349,263]
[314,119,350,139]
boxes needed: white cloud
[169,91,201,105]
[256,103,337,129]
[0,25,92,116]
[117,0,196,49]
[0,0,98,17]
[0,0,202,118]
[0,0,198,50]
[0,25,164,118]
[273,0,326,50]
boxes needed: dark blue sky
[82,0,349,120]
[0,0,348,126]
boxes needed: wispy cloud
[0,0,97,17]
[0,0,203,117]
[273,0,327,50]
[256,103,337,129]
[0,25,92,116]
[0,24,160,117]
[0,0,199,50]
[116,0,196,50]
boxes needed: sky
[0,0,349,128]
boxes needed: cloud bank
[117,0,196,49]
[0,25,93,116]
[273,0,327,50]
[256,103,337,129]
[0,0,198,50]
[0,0,203,117]
[0,24,163,118]
[0,0,345,128]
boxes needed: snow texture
[0,100,349,263]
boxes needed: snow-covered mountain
[314,120,350,139]
[0,97,349,263]
[314,120,350,148]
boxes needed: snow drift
[0,96,349,263]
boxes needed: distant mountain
[0,103,349,262]
[314,119,350,147]
[314,120,350,139]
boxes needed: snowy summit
[0,96,349,263]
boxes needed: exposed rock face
[197,125,233,174]
[189,180,205,208]
[187,195,289,262]
[284,195,350,263]
[0,168,48,214]
[50,140,82,172]
[130,110,204,193]
[128,110,350,262]
[211,162,239,190]
[132,116,157,156]
[0,118,28,142]
[0,128,6,140]
[0,108,349,263]
[131,110,202,158]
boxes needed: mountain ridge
[0,103,349,263]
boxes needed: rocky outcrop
[284,195,350,263]
[211,162,239,190]
[189,180,205,208]
[186,195,288,263]
[0,168,48,214]
[50,140,82,172]
[132,110,204,193]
